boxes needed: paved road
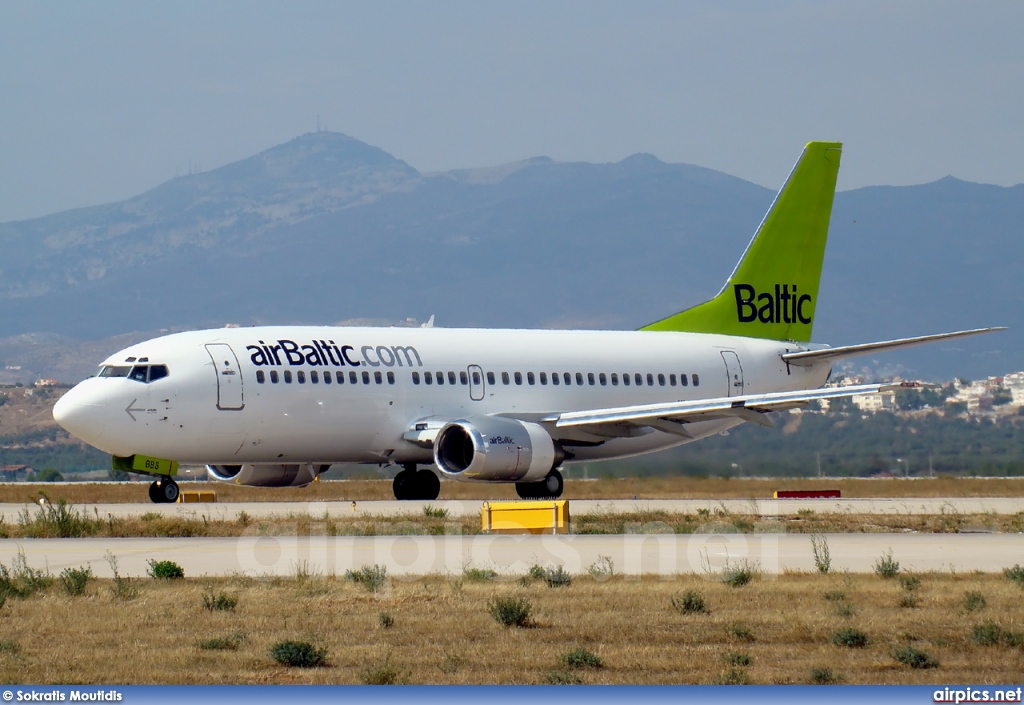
[3,533,1022,577]
[4,496,1024,522]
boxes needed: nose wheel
[148,478,180,504]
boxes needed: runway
[4,496,1024,522]
[3,533,1023,577]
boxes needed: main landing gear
[515,469,563,500]
[148,477,180,504]
[392,464,441,501]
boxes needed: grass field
[4,476,1024,505]
[1,561,1023,685]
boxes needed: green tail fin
[642,141,842,342]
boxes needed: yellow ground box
[177,490,217,503]
[481,500,569,534]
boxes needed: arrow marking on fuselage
[125,399,146,422]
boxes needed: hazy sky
[2,1,1022,222]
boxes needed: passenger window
[448,371,457,385]
[611,373,619,386]
[514,372,522,385]
[284,370,293,384]
[527,372,535,385]
[576,372,584,385]
[539,372,547,385]
[680,374,688,387]
[474,371,483,385]
[551,373,559,386]
[622,373,630,386]
[362,371,370,384]
[349,371,357,384]
[637,373,644,386]
[149,365,169,382]
[324,370,331,384]
[502,372,510,385]
[436,371,444,386]
[374,371,383,384]
[658,373,666,386]
[589,373,596,386]
[129,366,148,383]
[337,371,345,384]
[297,371,305,384]
[412,372,420,385]
[425,371,433,385]
[599,373,607,386]
[564,373,572,385]
[486,372,495,385]
[387,371,395,384]
[311,371,318,384]
[460,371,468,385]
[270,370,279,384]
[670,374,677,386]
[256,370,265,384]
[692,374,700,387]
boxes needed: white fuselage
[53,326,831,473]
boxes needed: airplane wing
[782,327,1005,366]
[545,382,926,438]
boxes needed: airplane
[52,141,1003,503]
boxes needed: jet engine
[206,463,323,487]
[434,417,563,482]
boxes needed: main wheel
[392,468,416,500]
[158,479,179,503]
[415,470,440,501]
[515,469,563,499]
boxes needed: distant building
[1004,372,1024,406]
[0,465,31,480]
[853,390,896,413]
[34,378,59,387]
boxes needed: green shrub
[587,555,614,580]
[972,622,1005,646]
[201,590,238,612]
[562,647,603,668]
[423,505,448,519]
[835,602,856,618]
[721,560,758,587]
[1003,565,1024,587]
[198,633,245,651]
[488,596,532,627]
[874,550,900,578]
[963,591,987,613]
[898,593,920,609]
[463,567,497,582]
[147,559,185,580]
[0,641,19,654]
[346,564,388,593]
[713,668,750,685]
[378,612,394,629]
[728,623,755,641]
[106,553,138,601]
[809,667,843,684]
[831,627,869,648]
[823,590,847,602]
[671,590,708,615]
[527,564,547,580]
[893,646,939,669]
[543,669,583,685]
[899,575,921,592]
[723,652,752,667]
[810,534,831,573]
[18,499,100,538]
[269,640,328,668]
[543,565,573,588]
[360,655,408,684]
[59,566,92,596]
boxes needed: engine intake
[206,463,321,487]
[434,417,562,482]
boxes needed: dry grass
[5,476,1024,505]
[0,570,1022,684]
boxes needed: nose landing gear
[148,477,180,504]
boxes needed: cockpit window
[99,364,169,383]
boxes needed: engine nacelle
[434,417,563,482]
[206,463,321,487]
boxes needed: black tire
[160,480,179,503]
[543,469,564,498]
[515,469,563,499]
[416,470,441,501]
[148,481,162,504]
[392,469,415,500]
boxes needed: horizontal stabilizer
[782,327,1006,366]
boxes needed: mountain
[0,132,1016,382]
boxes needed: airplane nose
[53,382,108,445]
